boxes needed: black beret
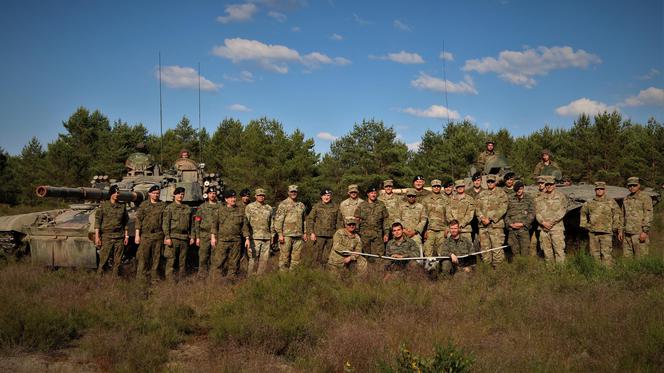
[504,172,515,180]
[443,180,454,188]
[472,172,482,181]
[320,188,333,196]
[366,185,379,193]
[413,175,425,182]
[224,189,237,198]
[514,181,525,190]
[148,185,160,193]
[206,186,217,193]
[239,188,251,197]
[173,187,185,195]
[109,185,119,195]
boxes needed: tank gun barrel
[36,186,145,204]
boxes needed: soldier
[476,139,498,173]
[410,175,432,202]
[194,186,220,277]
[307,188,340,267]
[475,174,508,266]
[327,217,367,275]
[134,185,165,281]
[399,188,428,254]
[580,182,622,266]
[384,222,420,273]
[238,188,251,272]
[442,179,455,202]
[239,189,251,209]
[535,175,567,263]
[622,177,653,258]
[528,175,548,257]
[339,184,364,220]
[466,172,483,199]
[503,172,516,195]
[95,185,129,275]
[532,149,561,181]
[355,185,390,256]
[210,190,250,279]
[379,179,401,226]
[439,220,474,276]
[423,179,447,256]
[505,181,535,257]
[274,185,308,271]
[245,188,273,275]
[162,187,194,280]
[446,180,475,242]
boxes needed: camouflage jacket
[580,196,622,234]
[339,197,364,220]
[193,201,220,238]
[328,228,363,267]
[622,191,653,234]
[441,236,474,256]
[245,201,273,240]
[306,201,340,237]
[385,236,420,257]
[503,186,515,196]
[355,200,389,237]
[505,193,535,230]
[475,187,508,229]
[532,160,561,179]
[466,187,483,199]
[399,202,428,234]
[476,150,498,172]
[378,192,401,224]
[446,194,475,233]
[423,193,448,231]
[274,198,307,237]
[535,190,567,231]
[213,204,250,242]
[162,203,193,241]
[135,201,165,237]
[95,201,129,238]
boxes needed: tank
[0,150,222,268]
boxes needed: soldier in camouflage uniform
[423,179,448,256]
[528,175,548,257]
[580,182,622,266]
[476,140,498,174]
[339,184,364,221]
[327,217,367,275]
[210,189,250,279]
[535,176,567,263]
[532,149,561,181]
[439,220,474,276]
[399,188,428,254]
[502,172,516,196]
[274,185,308,271]
[193,186,220,277]
[238,188,251,274]
[162,187,194,280]
[95,185,129,275]
[355,185,390,256]
[505,181,535,257]
[384,222,420,273]
[134,185,165,281]
[379,179,401,227]
[446,180,475,242]
[307,188,340,267]
[467,172,483,199]
[245,188,273,275]
[475,174,508,266]
[410,175,432,203]
[621,177,653,258]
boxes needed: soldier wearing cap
[327,217,367,275]
[409,175,432,202]
[245,188,273,275]
[446,180,475,242]
[580,182,622,266]
[398,188,428,253]
[355,185,390,257]
[528,175,549,257]
[162,186,194,280]
[95,185,129,275]
[505,180,535,257]
[210,189,250,279]
[476,139,499,174]
[379,179,401,225]
[467,172,483,199]
[532,149,561,181]
[535,175,568,263]
[134,184,165,281]
[307,188,341,267]
[339,184,364,221]
[503,172,516,195]
[193,186,220,278]
[423,179,448,257]
[475,174,508,266]
[274,185,308,271]
[622,177,653,258]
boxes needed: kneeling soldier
[327,217,367,275]
[440,220,474,276]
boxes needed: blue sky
[1,0,662,155]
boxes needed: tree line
[1,106,663,208]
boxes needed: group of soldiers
[93,140,654,281]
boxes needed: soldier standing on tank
[379,179,401,227]
[446,180,475,242]
[476,140,498,173]
[307,188,341,267]
[532,149,561,181]
[422,179,447,257]
[535,176,567,263]
[245,188,273,275]
[399,188,428,253]
[193,186,220,278]
[134,185,165,281]
[95,185,129,276]
[339,184,364,221]
[505,181,535,257]
[475,174,508,266]
[580,182,622,266]
[210,190,250,279]
[162,187,194,280]
[274,185,308,271]
[621,177,653,258]
[327,217,367,275]
[355,185,390,257]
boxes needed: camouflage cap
[344,216,358,225]
[174,186,186,195]
[455,179,466,188]
[348,184,359,193]
[148,185,160,193]
[544,176,556,185]
[406,188,417,196]
[254,188,266,196]
[486,139,495,144]
[430,179,442,187]
[383,179,394,187]
[537,176,547,183]
[594,181,606,189]
[288,185,299,192]
[627,177,640,186]
[541,148,551,156]
[486,174,497,182]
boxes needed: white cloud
[637,68,660,80]
[621,87,664,107]
[406,141,421,151]
[555,98,619,117]
[463,46,602,88]
[291,26,301,32]
[223,70,255,82]
[393,20,413,32]
[157,65,221,91]
[317,132,338,141]
[372,51,424,64]
[330,33,343,41]
[439,51,454,61]
[228,103,251,112]
[401,105,460,120]
[216,3,258,23]
[410,72,478,95]
[353,13,371,25]
[463,115,475,122]
[267,10,287,22]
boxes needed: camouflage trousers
[248,239,270,276]
[540,229,566,263]
[588,232,613,266]
[198,233,213,277]
[164,238,189,280]
[361,232,385,256]
[211,240,242,279]
[623,233,649,258]
[327,256,368,276]
[136,234,163,280]
[279,236,303,271]
[424,230,447,256]
[508,228,531,257]
[479,228,505,265]
[312,236,334,266]
[407,234,424,256]
[98,236,125,275]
